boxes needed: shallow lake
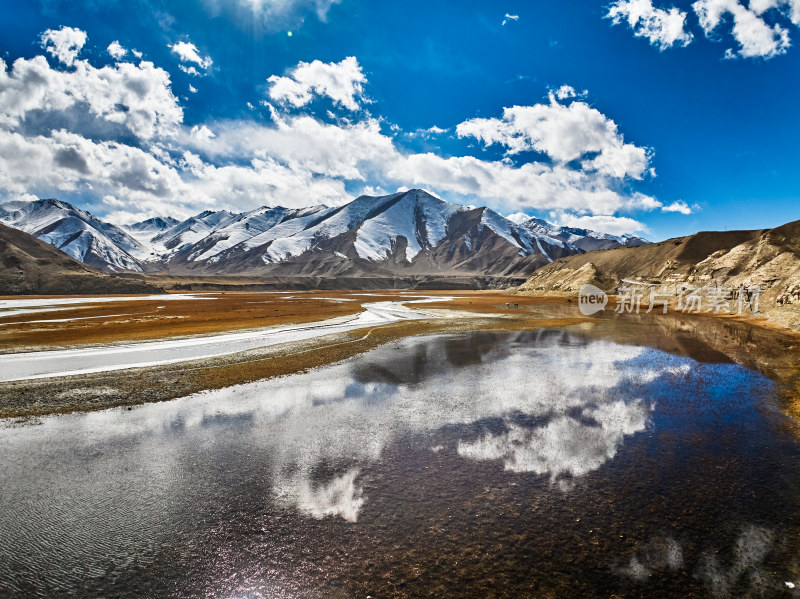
[2,328,799,597]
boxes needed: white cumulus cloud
[389,153,659,216]
[607,0,694,50]
[693,0,791,58]
[554,84,578,100]
[107,41,127,60]
[267,56,366,111]
[40,26,87,67]
[455,91,651,180]
[0,31,666,230]
[661,199,693,214]
[169,40,213,75]
[608,0,800,58]
[750,0,800,25]
[505,211,532,224]
[0,54,182,139]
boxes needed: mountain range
[0,190,647,277]
[0,222,162,296]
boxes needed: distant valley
[2,190,797,327]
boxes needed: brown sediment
[0,290,546,353]
[0,314,586,419]
[0,291,362,352]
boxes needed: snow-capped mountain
[181,205,332,264]
[0,222,163,295]
[0,199,146,272]
[0,190,648,277]
[148,210,238,258]
[124,216,179,242]
[165,190,591,276]
[515,217,649,252]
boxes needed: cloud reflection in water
[188,331,681,520]
[457,400,650,483]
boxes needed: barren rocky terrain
[516,220,800,331]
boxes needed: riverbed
[2,328,799,597]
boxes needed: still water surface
[1,329,799,597]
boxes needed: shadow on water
[1,325,800,597]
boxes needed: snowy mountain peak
[350,189,465,262]
[182,204,331,263]
[0,192,649,276]
[0,198,145,272]
[127,216,179,234]
[513,217,650,252]
[150,209,238,254]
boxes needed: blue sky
[1,0,799,240]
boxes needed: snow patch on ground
[0,314,134,326]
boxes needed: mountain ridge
[0,222,164,295]
[0,198,146,272]
[0,190,648,278]
[516,220,800,329]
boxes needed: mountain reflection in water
[1,329,798,598]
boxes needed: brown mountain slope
[516,220,800,330]
[0,222,163,295]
